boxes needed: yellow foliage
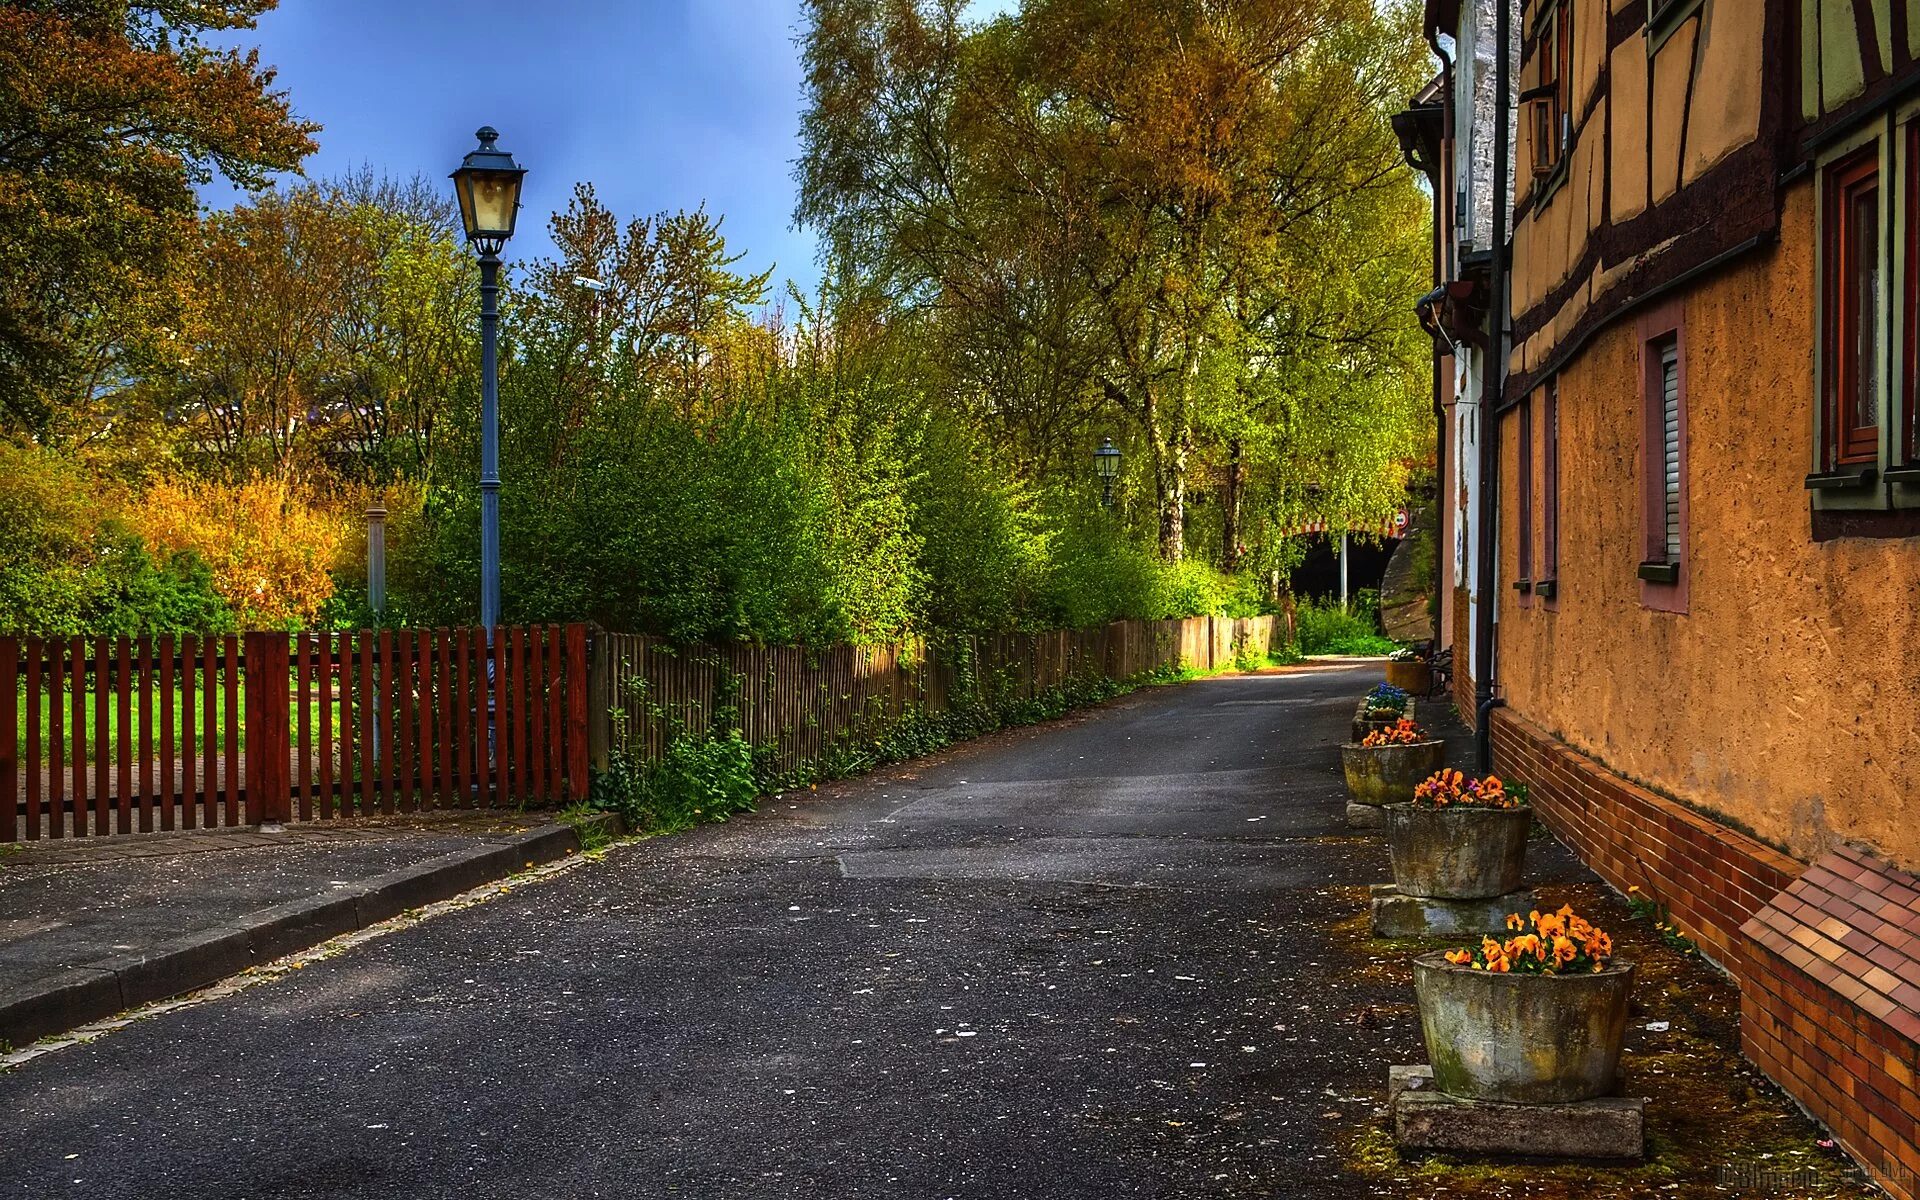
[131,477,346,628]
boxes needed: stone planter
[1385,660,1430,693]
[1412,951,1635,1104]
[1341,740,1446,807]
[1351,696,1416,743]
[1383,804,1531,899]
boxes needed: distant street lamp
[451,126,526,629]
[1094,437,1122,507]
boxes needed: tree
[0,0,316,439]
[156,177,474,480]
[797,0,1432,562]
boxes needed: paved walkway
[0,814,560,1037]
[0,664,1841,1198]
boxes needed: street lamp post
[1094,437,1121,507]
[450,126,526,630]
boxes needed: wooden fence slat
[201,634,218,827]
[297,635,313,821]
[358,630,376,812]
[91,637,108,834]
[396,630,415,812]
[24,639,42,840]
[179,634,196,830]
[223,634,240,826]
[0,638,15,842]
[452,628,471,806]
[542,626,560,799]
[116,637,132,834]
[137,637,154,833]
[566,624,588,800]
[505,627,524,802]
[318,632,335,819]
[435,629,454,806]
[490,627,508,804]
[527,627,548,801]
[159,635,175,833]
[67,638,85,836]
[382,625,401,814]
[47,642,65,838]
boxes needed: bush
[131,475,345,629]
[1294,597,1399,656]
[0,444,234,636]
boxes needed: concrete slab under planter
[1369,883,1537,939]
[1389,1065,1645,1161]
[1347,802,1387,829]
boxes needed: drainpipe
[1427,23,1452,652]
[1474,0,1512,772]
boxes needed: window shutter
[1661,341,1682,562]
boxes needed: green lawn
[12,686,339,761]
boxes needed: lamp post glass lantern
[1094,437,1121,506]
[451,126,526,631]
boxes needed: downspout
[1428,25,1453,647]
[1473,0,1512,771]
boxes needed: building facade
[1405,1,1920,1192]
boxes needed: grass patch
[1295,598,1400,656]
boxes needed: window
[1540,378,1560,601]
[1516,397,1534,605]
[1905,122,1920,467]
[1823,147,1881,468]
[1647,0,1702,48]
[1655,340,1682,559]
[1529,2,1574,179]
[1808,120,1920,527]
[1637,303,1687,612]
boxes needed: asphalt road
[1,662,1455,1199]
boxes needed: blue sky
[208,0,1016,298]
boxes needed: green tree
[796,0,1432,563]
[0,0,317,440]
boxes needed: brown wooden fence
[591,614,1283,780]
[1,624,590,841]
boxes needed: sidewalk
[0,812,610,1047]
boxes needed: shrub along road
[0,661,1842,1198]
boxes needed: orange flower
[1441,904,1616,975]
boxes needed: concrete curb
[0,814,621,1049]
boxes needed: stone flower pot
[1385,660,1430,693]
[1412,950,1635,1104]
[1383,804,1531,899]
[1341,740,1446,807]
[1351,696,1416,743]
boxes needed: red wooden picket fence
[0,624,590,841]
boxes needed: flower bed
[1414,906,1634,1104]
[1341,718,1446,807]
[1384,771,1531,899]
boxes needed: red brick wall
[1490,707,1801,977]
[1491,707,1920,1198]
[1742,848,1920,1199]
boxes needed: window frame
[1646,0,1703,53]
[1515,395,1534,608]
[1637,302,1688,614]
[1527,0,1574,182]
[1806,120,1920,514]
[1824,146,1882,469]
